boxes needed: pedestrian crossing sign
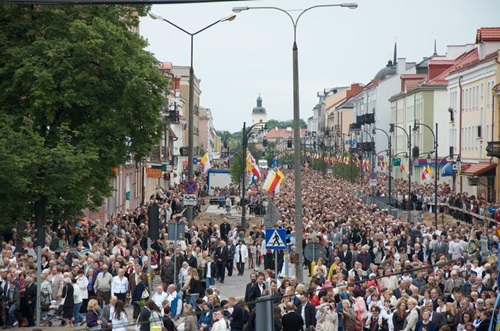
[265,228,286,250]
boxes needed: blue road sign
[369,172,377,179]
[272,158,279,168]
[265,228,286,250]
[184,180,198,194]
[193,157,198,165]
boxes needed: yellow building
[447,28,500,201]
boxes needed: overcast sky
[140,0,499,133]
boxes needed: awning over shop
[461,163,497,176]
[441,162,454,177]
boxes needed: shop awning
[461,163,497,176]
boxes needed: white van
[258,159,268,168]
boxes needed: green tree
[265,119,307,129]
[0,5,169,230]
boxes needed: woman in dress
[61,277,75,327]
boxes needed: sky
[140,0,500,133]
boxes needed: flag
[354,157,361,167]
[262,169,285,194]
[363,160,370,171]
[379,161,385,171]
[422,164,432,181]
[400,163,407,174]
[246,151,261,179]
[200,152,211,172]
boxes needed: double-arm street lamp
[390,124,412,222]
[149,12,236,227]
[373,128,393,209]
[414,122,439,228]
[233,3,357,283]
[241,122,266,232]
[354,129,374,186]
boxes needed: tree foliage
[0,5,169,229]
[265,119,307,130]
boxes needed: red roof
[476,27,500,43]
[264,128,306,139]
[461,162,497,176]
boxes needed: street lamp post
[414,122,439,228]
[373,128,392,209]
[390,124,412,222]
[241,122,265,232]
[149,12,236,227]
[355,129,374,187]
[233,2,357,283]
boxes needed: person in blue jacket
[197,299,213,331]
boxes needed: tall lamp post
[233,3,357,283]
[149,12,236,227]
[373,128,393,209]
[355,129,374,186]
[390,124,412,221]
[414,122,439,228]
[240,122,265,232]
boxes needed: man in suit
[244,272,257,308]
[356,245,372,270]
[281,302,304,331]
[297,292,316,329]
[220,218,231,242]
[434,235,449,262]
[100,295,117,331]
[338,244,353,270]
[128,264,148,303]
[247,273,266,310]
[24,276,37,327]
[444,270,464,293]
[394,234,406,250]
[423,301,446,329]
[214,240,229,283]
[228,297,245,331]
[393,280,411,299]
[410,243,424,262]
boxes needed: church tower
[251,95,267,129]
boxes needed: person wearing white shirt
[75,269,89,314]
[111,300,128,331]
[111,269,129,303]
[151,285,169,314]
[234,240,248,276]
[72,278,85,326]
[210,309,228,331]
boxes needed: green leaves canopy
[0,5,169,228]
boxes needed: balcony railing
[349,123,361,131]
[486,141,500,158]
[365,113,375,124]
[356,115,365,125]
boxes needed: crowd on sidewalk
[0,165,498,331]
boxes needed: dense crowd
[0,164,498,331]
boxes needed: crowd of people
[0,163,498,331]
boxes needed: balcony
[356,115,365,125]
[349,122,361,131]
[365,113,375,124]
[149,145,162,163]
[486,141,500,158]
